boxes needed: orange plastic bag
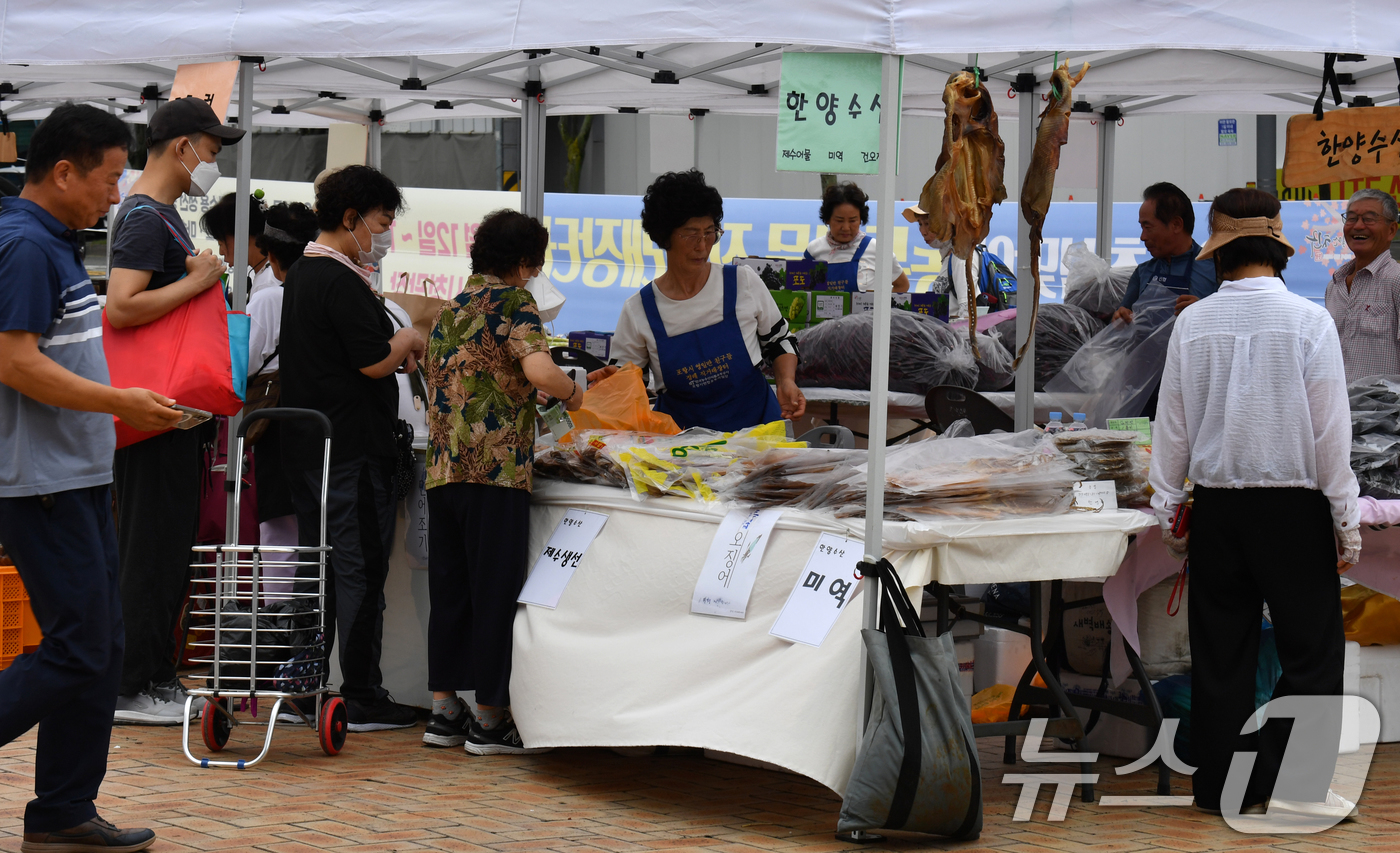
[562,363,681,442]
[968,677,1044,724]
[1342,585,1400,646]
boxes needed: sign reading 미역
[1284,105,1400,188]
[777,52,891,175]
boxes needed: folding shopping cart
[181,408,345,768]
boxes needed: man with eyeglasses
[1326,188,1400,383]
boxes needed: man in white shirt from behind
[1149,188,1360,823]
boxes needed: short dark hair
[26,102,131,181]
[1209,188,1289,276]
[314,165,404,232]
[258,201,319,270]
[641,169,724,250]
[470,209,549,278]
[200,193,266,243]
[819,181,870,225]
[1142,182,1194,234]
[148,130,206,159]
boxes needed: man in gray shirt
[1326,188,1400,383]
[0,103,180,852]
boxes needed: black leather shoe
[22,817,155,852]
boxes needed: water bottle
[1044,412,1065,435]
[1066,413,1089,432]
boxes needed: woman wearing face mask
[279,165,425,733]
[104,97,246,726]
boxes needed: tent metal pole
[521,67,545,219]
[369,98,383,169]
[1095,117,1116,263]
[860,52,901,732]
[1013,78,1037,431]
[226,59,254,545]
[1256,115,1277,196]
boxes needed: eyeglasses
[674,227,723,245]
[1344,212,1397,226]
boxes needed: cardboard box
[567,330,612,360]
[785,259,827,291]
[907,292,950,321]
[735,257,788,291]
[768,290,809,332]
[809,291,849,324]
[955,638,976,700]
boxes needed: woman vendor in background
[804,182,909,293]
[610,170,806,431]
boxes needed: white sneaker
[113,690,192,725]
[1268,789,1359,821]
[151,678,207,716]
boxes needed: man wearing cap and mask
[903,203,974,318]
[105,96,244,725]
[1326,188,1400,383]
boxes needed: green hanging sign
[776,52,896,175]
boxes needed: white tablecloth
[509,482,1155,794]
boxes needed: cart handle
[237,407,334,440]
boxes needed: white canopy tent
[9,2,1399,793]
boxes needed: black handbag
[392,419,415,501]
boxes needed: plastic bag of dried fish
[1061,241,1134,319]
[1347,375,1400,498]
[716,446,868,509]
[985,303,1103,392]
[796,431,1080,520]
[534,431,630,489]
[604,421,805,502]
[1050,428,1151,507]
[793,310,978,393]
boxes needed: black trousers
[427,482,532,707]
[0,486,123,833]
[290,455,396,703]
[112,426,203,695]
[1189,486,1345,810]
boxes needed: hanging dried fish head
[1012,60,1090,370]
[919,70,1007,358]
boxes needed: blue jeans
[0,485,123,833]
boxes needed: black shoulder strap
[1314,53,1342,120]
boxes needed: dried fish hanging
[1014,59,1090,369]
[918,66,1007,358]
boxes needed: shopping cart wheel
[201,699,231,752]
[320,696,347,756]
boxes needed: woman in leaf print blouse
[422,209,582,755]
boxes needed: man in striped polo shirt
[0,103,180,852]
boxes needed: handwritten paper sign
[518,509,609,609]
[770,533,863,647]
[691,508,784,619]
[1284,106,1400,188]
[170,61,241,123]
[1072,480,1119,512]
[777,52,891,175]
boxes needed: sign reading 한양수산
[777,52,886,175]
[1284,105,1400,188]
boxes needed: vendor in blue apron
[1111,182,1219,324]
[608,170,806,432]
[802,182,910,293]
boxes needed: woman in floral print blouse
[422,209,582,755]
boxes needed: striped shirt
[0,197,114,497]
[1326,252,1400,383]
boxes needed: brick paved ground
[2,707,1397,853]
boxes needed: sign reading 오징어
[1284,106,1400,188]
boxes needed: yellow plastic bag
[1341,585,1400,646]
[561,363,681,442]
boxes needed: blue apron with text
[640,265,783,432]
[805,235,871,293]
[1146,254,1195,296]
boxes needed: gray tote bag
[837,558,983,839]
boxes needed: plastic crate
[1,563,41,671]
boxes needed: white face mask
[353,214,393,266]
[179,144,221,198]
